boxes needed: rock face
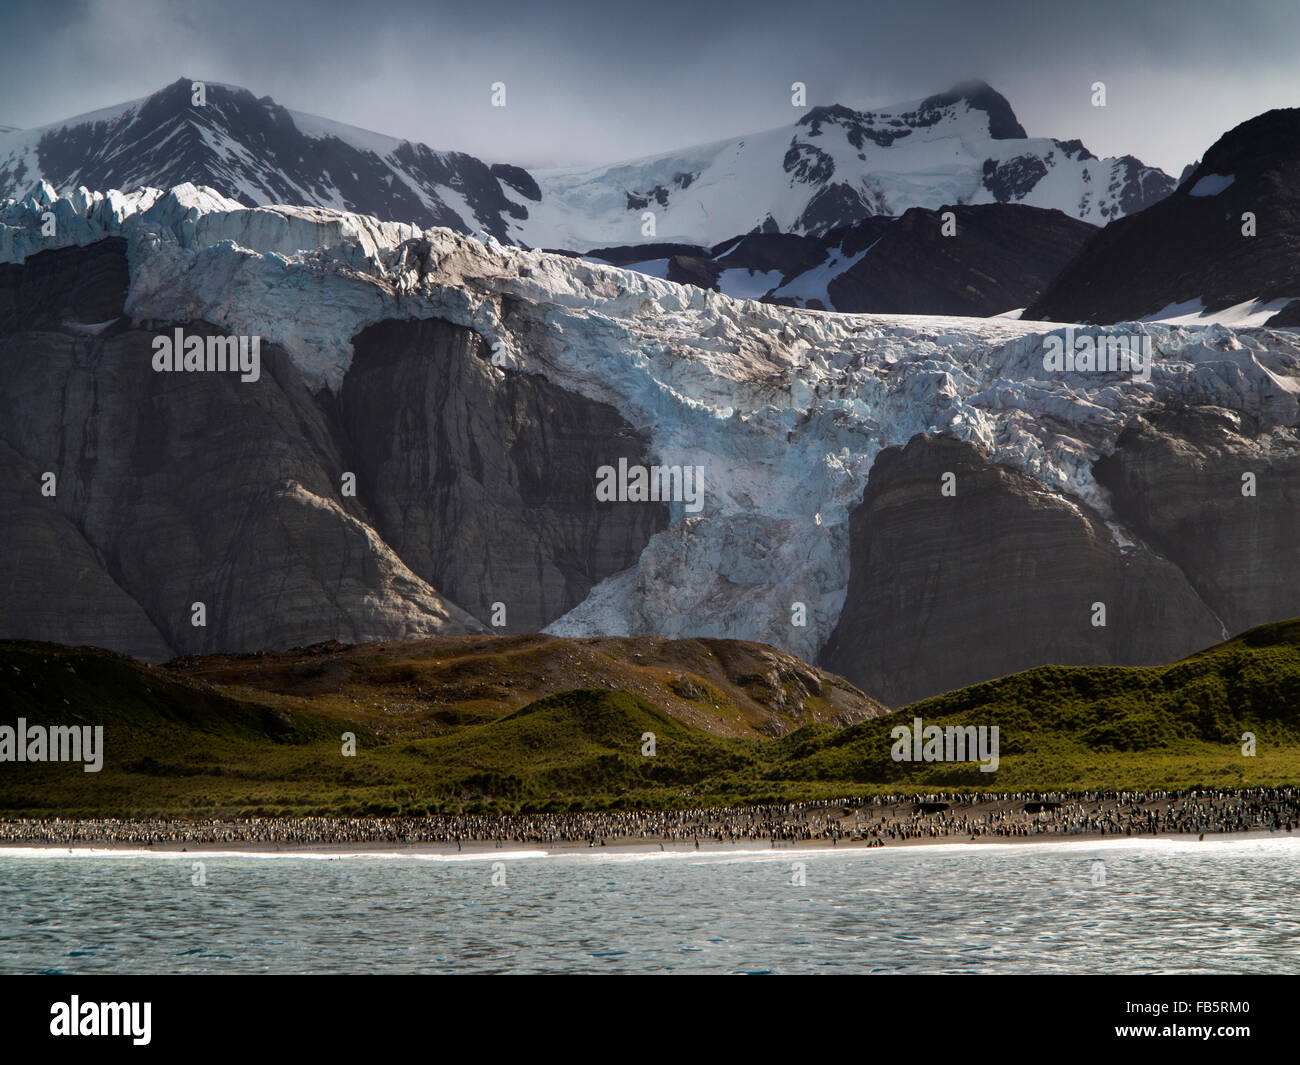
[0,237,130,331]
[1094,407,1300,637]
[1028,107,1300,324]
[0,437,174,661]
[586,205,1092,316]
[0,240,664,658]
[823,204,1095,316]
[0,327,484,656]
[339,318,668,633]
[820,434,1226,706]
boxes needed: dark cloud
[0,0,1295,174]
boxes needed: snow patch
[1188,173,1235,197]
[1144,296,1293,328]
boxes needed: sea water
[1,837,1296,974]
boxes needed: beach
[4,787,1297,854]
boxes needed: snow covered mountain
[2,184,1296,703]
[519,81,1175,249]
[0,78,1172,257]
[0,78,538,240]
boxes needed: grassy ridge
[2,621,1299,817]
[764,619,1300,793]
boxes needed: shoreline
[4,788,1298,853]
[1,828,1296,859]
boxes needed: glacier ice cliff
[1,184,1297,701]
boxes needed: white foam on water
[0,846,549,863]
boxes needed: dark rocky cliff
[825,204,1095,316]
[0,240,665,658]
[1094,407,1300,638]
[820,432,1239,706]
[338,317,668,633]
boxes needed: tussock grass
[3,621,1299,817]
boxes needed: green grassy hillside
[2,621,1298,817]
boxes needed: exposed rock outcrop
[1094,407,1300,637]
[587,206,1093,316]
[0,241,666,657]
[339,317,668,633]
[585,206,1092,315]
[824,204,1095,316]
[0,314,484,656]
[0,438,173,661]
[820,433,1225,706]
[0,236,130,332]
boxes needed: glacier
[3,182,1297,661]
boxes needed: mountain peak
[1189,105,1300,186]
[920,80,1026,140]
[797,81,1026,143]
[0,79,528,241]
[0,77,1170,251]
[1029,104,1300,324]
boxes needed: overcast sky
[0,0,1295,175]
